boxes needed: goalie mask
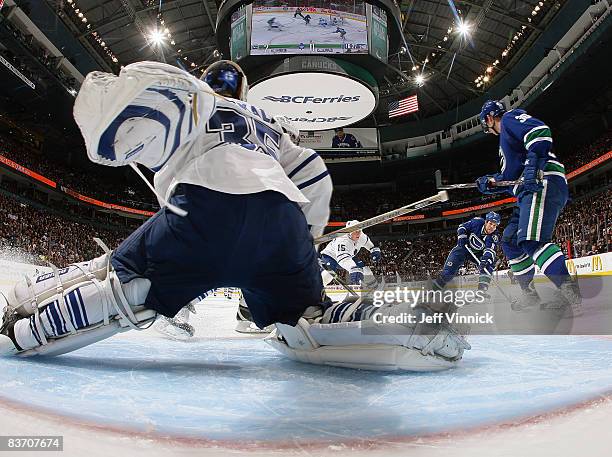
[201,60,248,101]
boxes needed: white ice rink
[1,286,612,456]
[251,11,368,54]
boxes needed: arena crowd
[0,126,610,277]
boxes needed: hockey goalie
[0,60,468,371]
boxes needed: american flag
[388,94,419,118]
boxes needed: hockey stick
[329,270,359,297]
[434,169,523,190]
[314,191,449,245]
[465,246,516,305]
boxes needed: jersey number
[206,108,280,159]
[514,113,532,123]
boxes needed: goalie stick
[314,191,449,245]
[434,169,528,190]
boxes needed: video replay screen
[250,1,368,55]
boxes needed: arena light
[415,74,425,86]
[149,29,165,46]
[457,20,471,37]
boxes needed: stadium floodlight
[149,29,165,46]
[415,74,425,86]
[457,20,471,37]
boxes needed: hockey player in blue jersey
[433,212,501,296]
[476,100,581,313]
[332,128,362,148]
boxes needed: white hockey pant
[4,252,154,356]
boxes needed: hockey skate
[541,276,583,318]
[477,285,492,303]
[154,317,195,339]
[154,303,197,339]
[235,301,274,334]
[511,281,541,312]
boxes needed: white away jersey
[73,61,332,237]
[320,232,374,272]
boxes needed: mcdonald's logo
[566,259,576,275]
[592,255,603,272]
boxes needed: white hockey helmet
[201,60,249,101]
[345,220,360,231]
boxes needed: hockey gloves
[476,175,497,194]
[370,247,381,262]
[349,267,364,285]
[521,152,545,195]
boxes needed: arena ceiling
[52,0,564,122]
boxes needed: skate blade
[235,321,273,334]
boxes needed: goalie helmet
[201,60,248,101]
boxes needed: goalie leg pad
[4,253,154,357]
[267,320,462,372]
[267,303,471,371]
[7,254,110,317]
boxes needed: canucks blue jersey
[457,217,499,262]
[332,133,361,148]
[494,109,567,195]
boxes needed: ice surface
[2,296,612,445]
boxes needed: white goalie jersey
[73,61,332,237]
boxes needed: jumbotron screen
[250,1,368,55]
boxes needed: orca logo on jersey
[263,95,361,104]
[469,233,486,251]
